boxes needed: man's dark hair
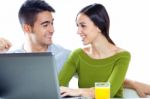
[18,0,55,27]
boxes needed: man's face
[29,11,54,46]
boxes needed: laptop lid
[0,52,61,99]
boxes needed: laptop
[0,52,63,99]
[0,53,84,99]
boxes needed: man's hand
[133,81,150,97]
[0,37,12,52]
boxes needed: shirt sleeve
[58,50,78,86]
[108,52,131,97]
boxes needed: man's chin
[46,41,53,45]
[45,39,52,44]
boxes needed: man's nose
[48,25,54,33]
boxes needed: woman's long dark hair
[77,3,115,45]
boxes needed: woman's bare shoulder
[115,47,128,53]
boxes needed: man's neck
[23,43,49,52]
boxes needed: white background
[0,0,150,84]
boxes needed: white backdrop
[0,0,150,84]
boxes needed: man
[9,0,70,73]
[9,0,150,98]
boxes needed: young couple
[5,0,150,98]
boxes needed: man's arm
[0,37,12,52]
[124,79,150,97]
[124,79,135,88]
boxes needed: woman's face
[76,13,101,45]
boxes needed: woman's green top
[59,48,131,98]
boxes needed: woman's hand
[60,86,95,99]
[60,86,81,97]
[0,37,12,52]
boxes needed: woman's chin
[82,42,89,46]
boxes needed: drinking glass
[95,82,110,99]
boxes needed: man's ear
[22,24,32,33]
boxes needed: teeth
[81,35,86,41]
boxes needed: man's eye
[76,24,79,27]
[43,24,48,27]
[51,22,53,25]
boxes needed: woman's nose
[77,27,82,35]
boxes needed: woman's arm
[107,52,131,97]
[0,37,12,52]
[124,79,150,97]
[59,49,95,98]
[59,50,79,86]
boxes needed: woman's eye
[81,25,86,28]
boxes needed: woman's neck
[84,40,117,59]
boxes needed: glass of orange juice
[95,82,110,99]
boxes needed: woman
[59,3,131,98]
[0,37,11,52]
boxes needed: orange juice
[95,82,110,99]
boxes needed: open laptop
[0,52,84,99]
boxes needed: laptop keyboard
[61,96,89,99]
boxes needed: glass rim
[95,82,110,87]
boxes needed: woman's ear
[96,27,101,33]
[22,24,32,33]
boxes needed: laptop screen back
[0,52,61,99]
